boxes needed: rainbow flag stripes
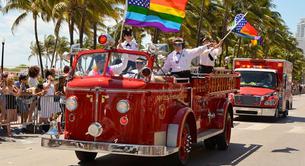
[230,14,263,46]
[125,0,188,32]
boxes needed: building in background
[296,18,305,53]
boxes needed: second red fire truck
[233,58,293,118]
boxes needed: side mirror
[141,67,152,78]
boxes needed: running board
[197,129,224,143]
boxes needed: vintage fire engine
[41,35,240,165]
[233,58,293,118]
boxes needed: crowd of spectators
[0,65,70,136]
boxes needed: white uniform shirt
[160,45,209,73]
[199,47,222,67]
[119,40,139,62]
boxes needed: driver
[124,57,147,79]
[261,73,273,86]
[88,54,128,76]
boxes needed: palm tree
[54,36,69,67]
[29,41,45,67]
[2,0,45,77]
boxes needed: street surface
[1,94,305,166]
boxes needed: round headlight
[116,100,130,114]
[66,96,78,111]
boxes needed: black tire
[173,123,192,166]
[274,104,280,120]
[216,112,232,150]
[75,151,97,162]
[283,102,289,118]
[204,137,217,150]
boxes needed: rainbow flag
[229,14,263,45]
[125,0,188,32]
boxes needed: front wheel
[75,151,97,162]
[216,112,232,150]
[173,123,192,166]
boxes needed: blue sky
[0,0,304,67]
[273,0,304,33]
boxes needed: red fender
[167,107,196,147]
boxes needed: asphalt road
[1,94,305,166]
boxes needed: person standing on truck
[199,37,223,74]
[158,37,220,78]
[117,29,139,72]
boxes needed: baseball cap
[173,37,184,44]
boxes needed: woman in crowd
[39,70,61,124]
[1,77,19,136]
[27,66,40,123]
[0,73,8,123]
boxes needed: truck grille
[235,95,261,106]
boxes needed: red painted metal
[62,48,239,156]
[233,58,293,113]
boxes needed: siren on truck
[98,34,115,47]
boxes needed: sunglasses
[96,59,105,63]
[136,61,145,65]
[174,43,183,47]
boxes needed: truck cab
[233,58,293,118]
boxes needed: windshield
[75,53,108,77]
[74,52,149,78]
[110,52,148,79]
[238,71,277,89]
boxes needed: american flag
[128,0,150,8]
[233,14,247,32]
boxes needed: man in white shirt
[199,37,223,74]
[158,37,215,78]
[117,29,139,72]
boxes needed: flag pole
[220,12,249,42]
[119,0,128,42]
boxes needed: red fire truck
[233,58,293,118]
[41,35,240,165]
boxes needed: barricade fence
[0,94,65,134]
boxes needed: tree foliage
[2,0,305,81]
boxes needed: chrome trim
[190,87,193,108]
[66,87,190,93]
[41,138,178,157]
[154,131,166,146]
[94,89,99,141]
[209,89,238,96]
[197,129,224,143]
[233,107,276,116]
[174,77,190,83]
[167,124,179,147]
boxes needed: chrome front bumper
[41,137,178,157]
[233,107,276,116]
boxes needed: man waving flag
[125,0,189,33]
